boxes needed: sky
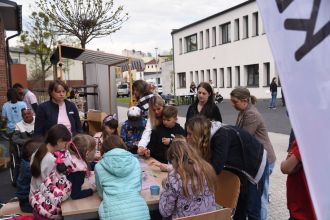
[11,0,246,56]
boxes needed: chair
[215,170,240,211]
[175,208,231,220]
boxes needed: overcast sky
[12,0,246,56]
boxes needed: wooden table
[61,157,167,220]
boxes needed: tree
[19,11,56,86]
[37,0,129,83]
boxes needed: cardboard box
[87,111,107,122]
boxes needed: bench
[0,201,32,217]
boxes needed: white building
[171,0,281,99]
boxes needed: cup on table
[150,185,160,196]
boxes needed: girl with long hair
[159,138,216,219]
[185,82,222,127]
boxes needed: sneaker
[272,107,277,109]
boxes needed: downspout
[171,31,176,96]
[5,5,22,88]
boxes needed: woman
[137,95,165,156]
[186,115,267,220]
[269,77,278,109]
[132,80,155,118]
[185,82,222,127]
[230,87,276,220]
[34,79,82,136]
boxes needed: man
[12,108,35,145]
[13,83,38,114]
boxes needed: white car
[117,83,130,97]
[157,84,163,94]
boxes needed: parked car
[157,84,163,95]
[117,83,130,97]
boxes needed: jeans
[261,162,275,220]
[247,162,268,220]
[270,92,277,108]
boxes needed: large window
[178,72,186,88]
[252,12,259,36]
[227,67,232,88]
[179,38,182,54]
[185,34,197,53]
[246,64,259,86]
[199,31,204,49]
[219,68,224,88]
[205,29,210,48]
[234,19,240,41]
[220,22,231,44]
[243,15,249,39]
[263,62,270,86]
[212,27,216,46]
[235,66,240,87]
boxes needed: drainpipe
[171,31,176,96]
[5,5,22,88]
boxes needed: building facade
[171,0,281,99]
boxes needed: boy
[121,106,147,154]
[15,138,42,213]
[147,106,185,163]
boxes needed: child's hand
[144,149,151,158]
[159,163,170,172]
[137,146,146,156]
[94,150,101,161]
[162,138,171,145]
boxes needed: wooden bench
[0,201,32,217]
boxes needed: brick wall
[0,18,8,107]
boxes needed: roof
[171,0,255,35]
[145,59,157,65]
[50,45,128,66]
[0,0,22,31]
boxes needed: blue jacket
[15,159,31,200]
[120,119,146,150]
[34,99,82,136]
[95,148,150,220]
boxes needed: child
[93,114,118,157]
[66,134,96,199]
[159,138,217,219]
[15,138,43,213]
[146,106,185,163]
[95,135,150,220]
[281,139,317,220]
[121,106,146,154]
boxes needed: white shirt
[138,118,152,148]
[15,117,35,133]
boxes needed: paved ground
[0,99,291,219]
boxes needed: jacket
[210,123,267,184]
[236,104,276,163]
[185,102,222,127]
[95,148,150,220]
[34,99,82,136]
[137,93,155,118]
[147,123,185,163]
[121,118,147,150]
[16,159,31,200]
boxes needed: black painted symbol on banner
[276,0,330,61]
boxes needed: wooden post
[59,45,63,80]
[128,58,134,107]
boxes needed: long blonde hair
[167,138,216,198]
[148,95,165,129]
[186,116,212,162]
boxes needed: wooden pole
[128,58,134,107]
[59,45,63,80]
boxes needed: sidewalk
[118,106,289,219]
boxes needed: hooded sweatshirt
[95,148,150,220]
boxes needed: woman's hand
[162,138,171,145]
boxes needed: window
[195,71,199,84]
[246,64,259,86]
[206,69,211,82]
[243,15,249,39]
[234,19,240,41]
[12,58,19,64]
[212,26,216,46]
[157,78,160,84]
[213,69,217,87]
[201,70,205,82]
[263,62,270,86]
[190,71,193,84]
[178,72,186,88]
[220,22,231,44]
[179,38,182,54]
[227,67,232,88]
[185,34,197,53]
[219,68,224,88]
[235,66,240,86]
[205,29,210,48]
[199,31,204,49]
[252,12,259,36]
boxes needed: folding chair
[175,208,231,220]
[215,170,240,215]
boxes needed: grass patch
[116,97,131,104]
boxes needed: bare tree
[37,0,129,82]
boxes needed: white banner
[256,0,330,219]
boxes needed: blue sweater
[95,148,150,220]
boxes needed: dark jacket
[210,125,265,183]
[185,102,222,126]
[34,99,82,136]
[147,123,185,163]
[15,159,31,200]
[137,92,155,118]
[270,82,278,93]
